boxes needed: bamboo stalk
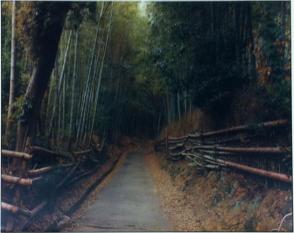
[76,19,102,143]
[88,10,113,141]
[1,150,32,160]
[5,0,16,142]
[57,162,80,188]
[48,30,73,137]
[1,174,40,186]
[1,202,31,217]
[68,30,79,149]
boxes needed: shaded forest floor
[146,151,292,231]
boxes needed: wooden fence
[1,142,105,231]
[155,119,292,183]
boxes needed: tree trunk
[9,5,70,231]
[16,6,69,152]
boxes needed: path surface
[72,149,170,231]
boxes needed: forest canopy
[1,1,291,150]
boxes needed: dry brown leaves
[145,151,292,232]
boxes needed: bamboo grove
[45,3,113,149]
[1,1,291,151]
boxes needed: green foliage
[146,2,256,112]
[259,79,291,119]
[65,2,97,30]
[12,95,26,121]
[1,1,291,146]
[16,2,71,60]
[252,2,291,119]
[1,2,32,138]
[141,2,290,120]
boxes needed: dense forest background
[1,1,291,150]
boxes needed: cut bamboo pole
[1,150,32,160]
[169,143,185,150]
[74,149,92,156]
[156,119,288,145]
[1,174,40,186]
[1,202,32,217]
[67,165,99,185]
[219,159,292,183]
[182,152,292,183]
[28,166,54,176]
[169,140,187,146]
[169,135,188,142]
[199,135,252,145]
[28,163,73,176]
[190,145,288,154]
[20,201,49,231]
[30,201,48,216]
[196,149,235,156]
[57,162,80,188]
[189,119,288,139]
[217,146,288,154]
[30,146,68,158]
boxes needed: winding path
[71,149,170,231]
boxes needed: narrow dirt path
[69,148,171,231]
